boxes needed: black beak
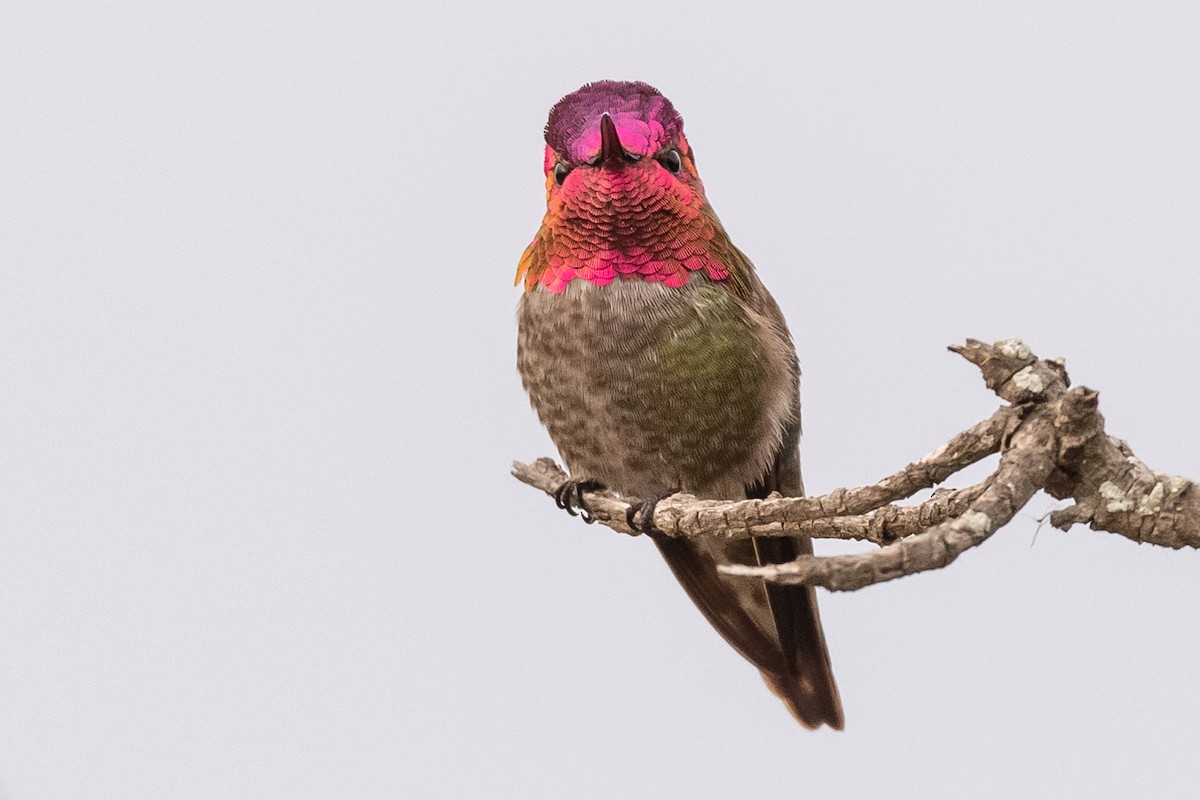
[597,113,629,168]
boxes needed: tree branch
[511,406,1016,543]
[512,338,1200,591]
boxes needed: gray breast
[517,277,796,499]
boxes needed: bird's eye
[554,162,571,186]
[657,148,682,175]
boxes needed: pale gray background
[2,2,1198,798]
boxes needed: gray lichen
[963,511,991,534]
[1137,482,1165,516]
[1012,366,1045,394]
[997,338,1032,360]
[1163,475,1190,495]
[1098,480,1133,512]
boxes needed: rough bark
[512,339,1200,591]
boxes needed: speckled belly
[517,277,792,499]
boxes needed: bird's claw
[553,479,605,523]
[625,488,680,538]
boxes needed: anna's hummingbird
[516,81,843,729]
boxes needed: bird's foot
[625,488,681,538]
[553,479,606,524]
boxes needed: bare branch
[512,456,996,546]
[1043,390,1200,549]
[513,338,1200,591]
[511,405,1016,542]
[807,405,1018,517]
[721,403,1057,590]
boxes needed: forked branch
[512,339,1200,591]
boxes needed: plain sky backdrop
[2,2,1199,798]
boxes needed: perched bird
[516,81,843,729]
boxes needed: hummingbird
[515,80,843,729]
